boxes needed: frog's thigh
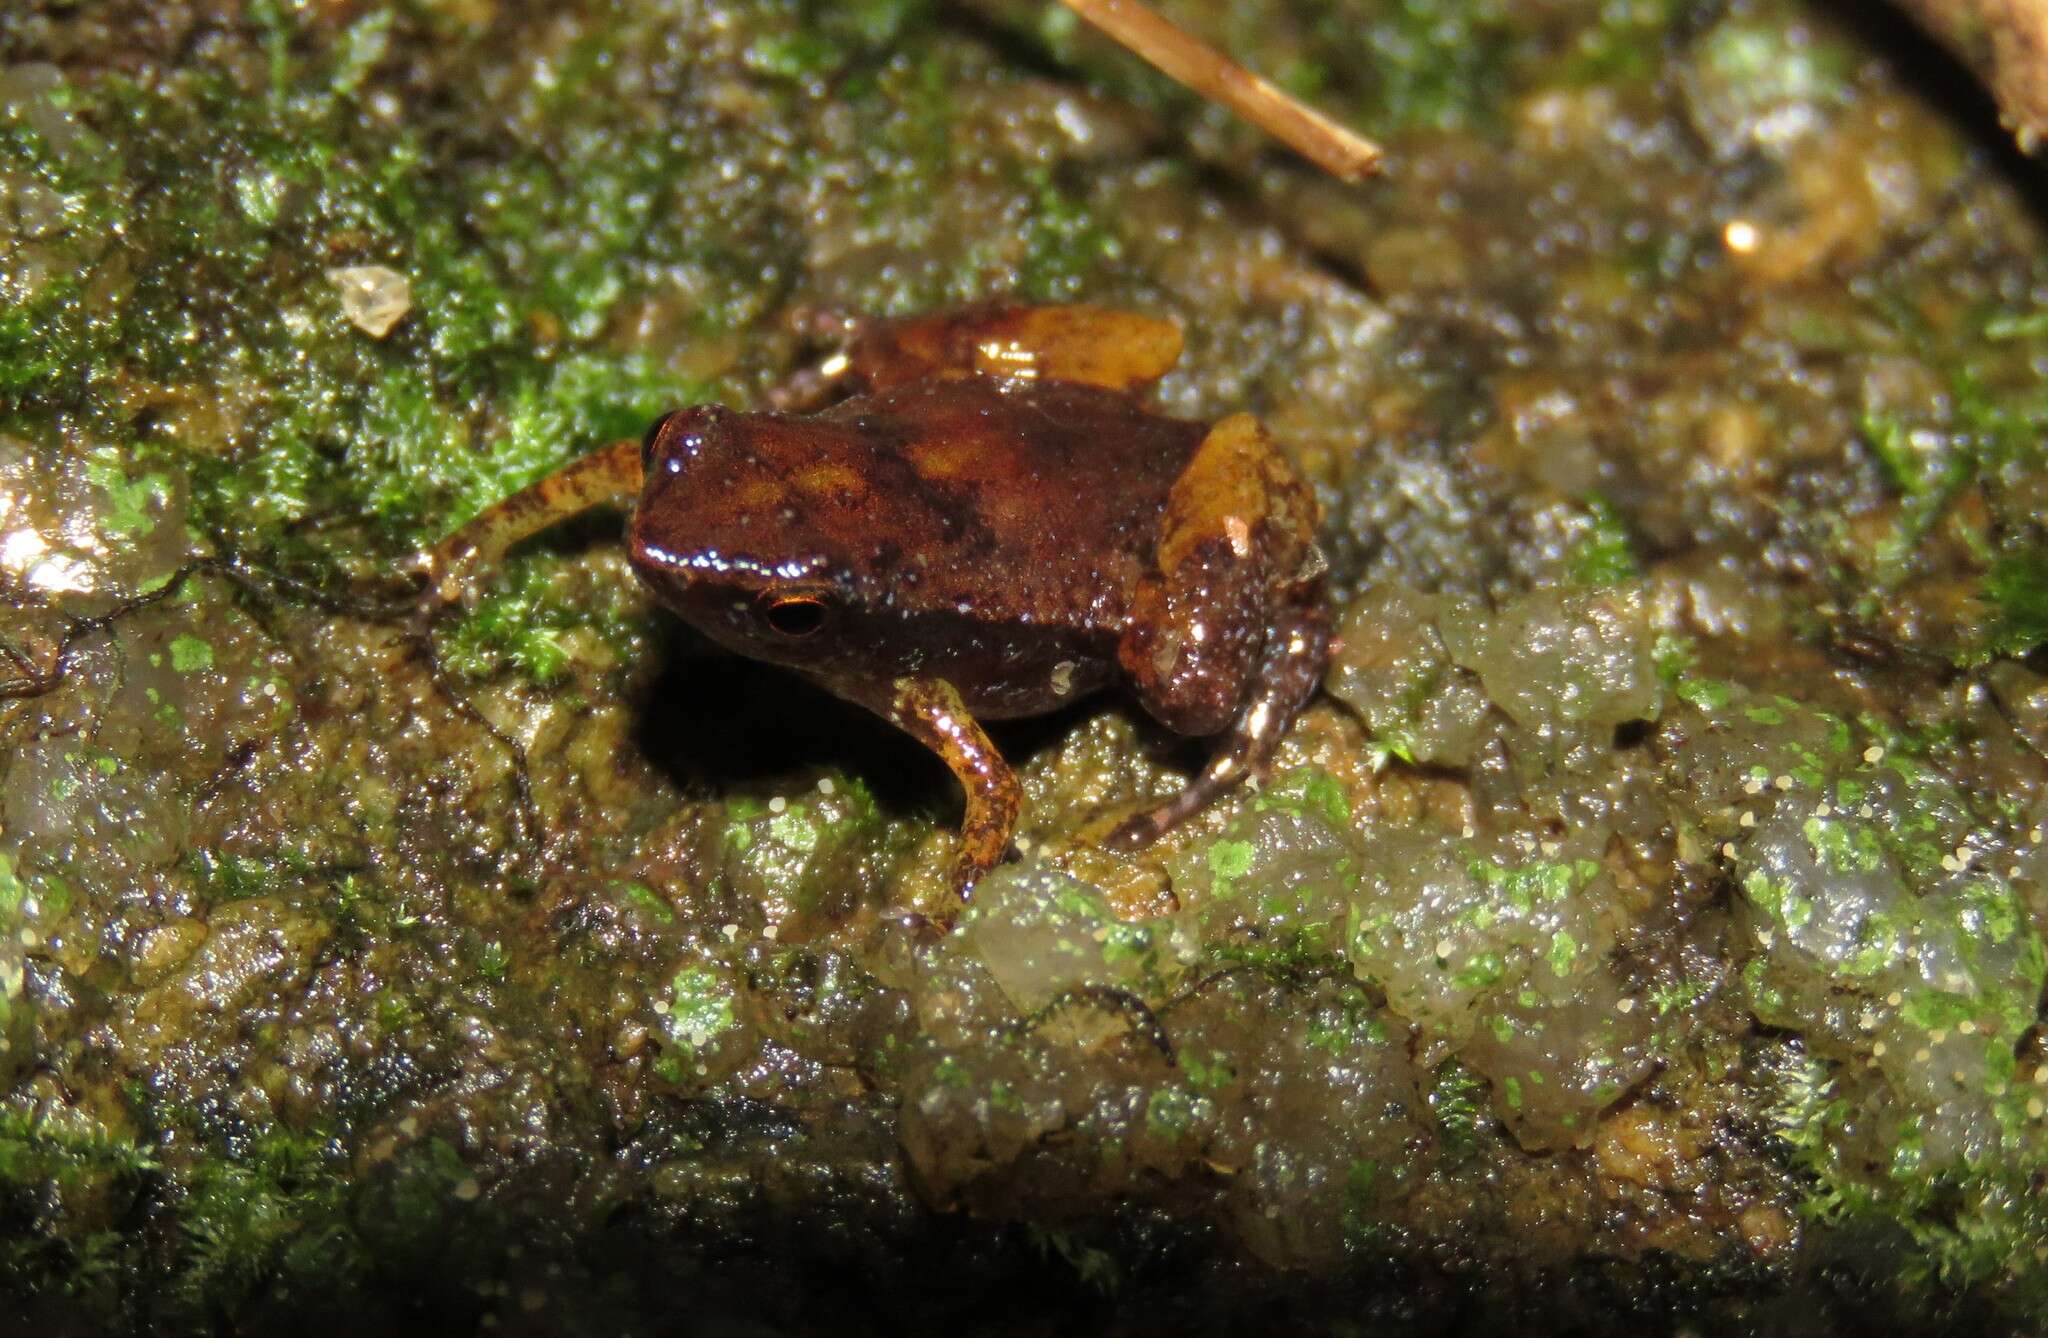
[1117,412,1318,734]
[851,304,1184,392]
[1118,568,1261,737]
[878,675,1022,900]
[414,439,643,605]
[1110,413,1328,849]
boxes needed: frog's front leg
[1109,412,1330,849]
[846,675,1023,905]
[848,303,1186,393]
[408,438,643,607]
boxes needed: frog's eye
[640,411,678,468]
[759,590,835,639]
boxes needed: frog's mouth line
[631,543,827,585]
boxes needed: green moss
[1254,768,1352,827]
[473,939,509,983]
[1,1226,127,1301]
[1545,929,1580,977]
[1469,856,1598,912]
[710,781,899,928]
[1016,168,1121,302]
[1,38,734,568]
[1450,950,1506,991]
[1176,795,1360,957]
[1204,936,1349,988]
[167,634,215,674]
[1143,1085,1207,1138]
[617,881,675,925]
[185,848,289,905]
[767,807,824,853]
[1207,839,1257,884]
[1426,1059,1488,1161]
[440,540,658,685]
[660,965,738,1059]
[351,1135,481,1277]
[1340,1157,1397,1247]
[1763,1048,1848,1165]
[1307,0,1518,134]
[1803,816,1884,875]
[1558,0,1678,87]
[3,0,2044,1321]
[1565,494,1640,586]
[1766,1042,2048,1297]
[173,1128,361,1315]
[1024,1223,1121,1294]
[0,1108,156,1187]
[1980,547,2048,658]
[1303,986,1392,1052]
[85,452,172,542]
[1657,636,1739,713]
[1862,409,1977,579]
[1851,299,2048,647]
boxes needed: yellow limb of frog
[411,439,643,606]
[849,305,1185,394]
[876,675,1022,907]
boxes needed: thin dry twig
[1055,0,1384,181]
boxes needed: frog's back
[641,377,1206,634]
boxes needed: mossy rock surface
[3,1,2048,1333]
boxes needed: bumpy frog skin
[420,304,1331,904]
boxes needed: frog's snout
[641,403,733,476]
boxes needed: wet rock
[1678,14,1852,162]
[1439,587,1661,740]
[119,897,330,1065]
[1325,583,1491,767]
[959,863,1172,1012]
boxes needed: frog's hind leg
[1108,597,1327,850]
[848,304,1185,393]
[409,439,643,607]
[1108,412,1329,850]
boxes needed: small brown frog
[417,304,1330,902]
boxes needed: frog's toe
[784,304,860,342]
[401,541,484,614]
[1103,769,1236,854]
[888,908,952,943]
[395,548,437,593]
[1103,809,1168,852]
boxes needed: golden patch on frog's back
[898,428,983,482]
[788,459,868,503]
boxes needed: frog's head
[627,405,880,670]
